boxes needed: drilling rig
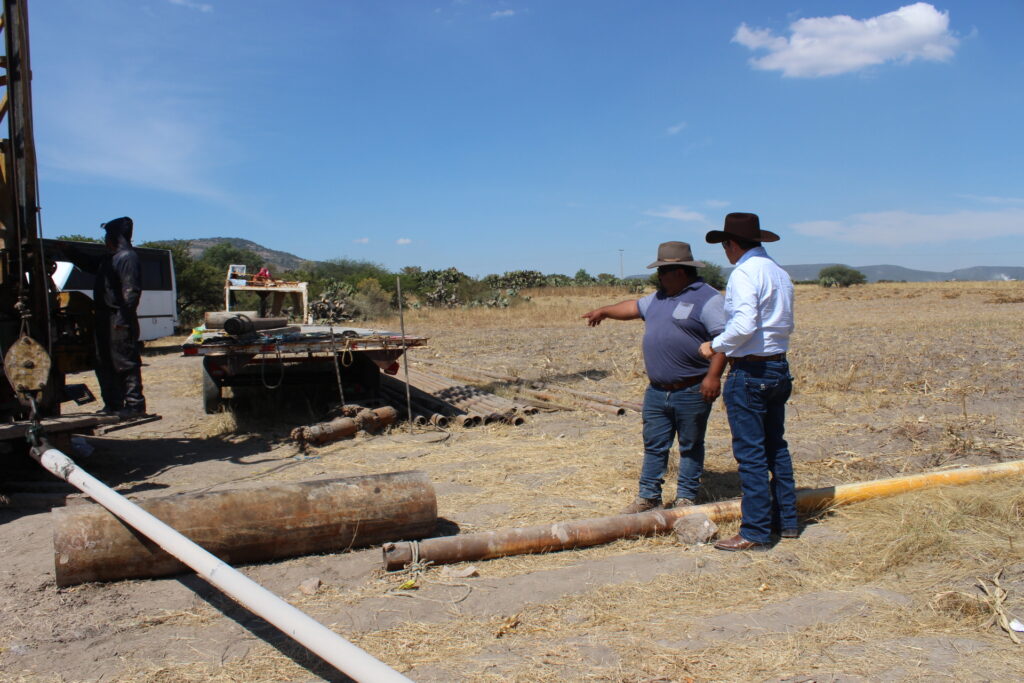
[0,0,98,448]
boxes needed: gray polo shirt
[638,280,726,385]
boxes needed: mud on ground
[2,281,1023,682]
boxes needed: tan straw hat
[646,241,706,269]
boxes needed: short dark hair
[725,236,760,251]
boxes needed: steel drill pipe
[380,384,459,426]
[56,470,437,585]
[414,361,644,412]
[580,400,626,416]
[34,444,412,683]
[384,375,494,426]
[407,369,528,415]
[383,460,1024,570]
[381,377,468,417]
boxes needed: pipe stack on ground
[404,368,530,425]
[379,377,478,427]
[383,459,1024,570]
[414,360,643,414]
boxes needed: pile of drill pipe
[290,405,397,445]
[378,382,451,427]
[415,360,643,413]
[379,375,479,427]
[404,368,531,425]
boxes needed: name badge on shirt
[672,302,694,320]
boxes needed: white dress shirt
[711,246,794,357]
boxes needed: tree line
[52,236,745,326]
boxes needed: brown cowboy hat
[705,212,779,244]
[646,241,706,269]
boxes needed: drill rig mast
[0,0,61,422]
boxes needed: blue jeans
[723,360,798,544]
[639,383,713,501]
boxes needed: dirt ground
[2,281,1024,682]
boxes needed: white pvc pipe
[32,443,412,683]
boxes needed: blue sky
[29,1,1024,276]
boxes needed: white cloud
[168,0,213,12]
[705,199,730,209]
[791,209,1024,245]
[39,73,224,201]
[956,194,1024,205]
[645,206,706,222]
[733,3,958,78]
[491,10,516,19]
[396,238,413,245]
[353,237,370,244]
[667,121,687,136]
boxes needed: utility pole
[618,249,624,279]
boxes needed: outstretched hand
[582,309,606,326]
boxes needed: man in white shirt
[699,213,798,551]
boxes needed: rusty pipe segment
[56,470,437,585]
[290,406,396,446]
[383,460,1024,570]
[580,400,626,416]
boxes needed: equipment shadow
[178,573,357,683]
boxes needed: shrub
[818,265,867,288]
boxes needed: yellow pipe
[798,459,1024,511]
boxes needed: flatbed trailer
[182,326,427,413]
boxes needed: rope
[260,344,285,389]
[329,326,346,406]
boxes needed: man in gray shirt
[583,241,727,513]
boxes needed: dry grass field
[2,280,1023,682]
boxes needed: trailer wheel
[202,364,223,414]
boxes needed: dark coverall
[67,217,146,414]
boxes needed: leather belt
[651,375,705,391]
[728,353,787,366]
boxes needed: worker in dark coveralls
[65,217,147,418]
[700,213,797,551]
[583,241,727,513]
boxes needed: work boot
[666,497,695,509]
[621,496,662,514]
[116,407,147,420]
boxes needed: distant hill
[174,237,315,272]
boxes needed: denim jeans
[639,383,713,501]
[723,360,798,544]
